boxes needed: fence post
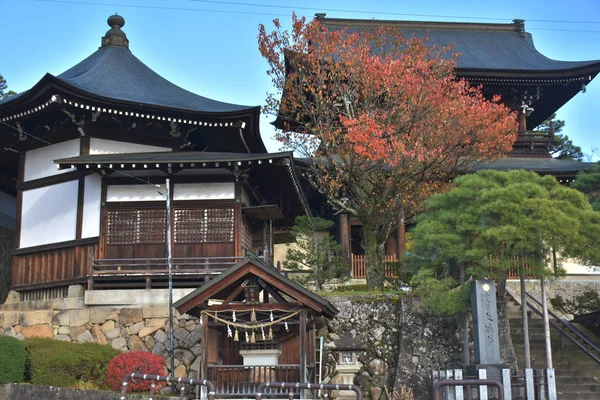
[477,369,488,400]
[546,368,557,400]
[501,369,512,400]
[445,370,453,400]
[454,369,464,400]
[524,369,535,400]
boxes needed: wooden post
[201,313,208,380]
[518,111,527,132]
[395,212,405,260]
[338,212,350,263]
[299,310,307,384]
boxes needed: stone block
[3,291,20,304]
[144,335,155,350]
[154,329,168,343]
[139,325,161,338]
[0,311,19,328]
[91,325,107,345]
[152,342,166,356]
[142,306,169,319]
[111,337,127,350]
[146,318,167,328]
[69,326,87,339]
[21,325,54,338]
[173,327,188,341]
[62,297,85,310]
[3,327,16,337]
[190,356,201,372]
[58,326,71,335]
[183,320,196,331]
[174,349,195,367]
[52,310,71,326]
[20,311,54,327]
[77,330,94,343]
[120,308,143,325]
[174,365,186,378]
[129,321,145,335]
[67,285,85,298]
[105,312,119,321]
[182,327,201,348]
[128,335,147,351]
[105,328,121,340]
[69,309,90,327]
[102,320,116,332]
[89,308,117,324]
[55,335,71,342]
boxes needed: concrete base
[85,288,195,306]
[465,364,508,380]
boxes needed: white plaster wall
[20,180,79,248]
[89,138,171,155]
[562,259,600,275]
[106,184,166,202]
[24,139,80,181]
[173,183,235,200]
[81,175,102,238]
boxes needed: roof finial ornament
[101,14,129,49]
[513,19,526,38]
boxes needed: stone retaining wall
[0,383,173,400]
[0,286,201,379]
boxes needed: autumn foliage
[258,15,517,288]
[106,351,166,392]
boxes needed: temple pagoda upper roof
[317,16,600,77]
[0,15,256,115]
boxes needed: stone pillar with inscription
[467,280,505,379]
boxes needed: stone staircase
[506,293,600,400]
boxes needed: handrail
[523,292,600,366]
[120,373,215,400]
[256,382,362,400]
[433,379,503,400]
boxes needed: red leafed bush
[106,351,167,392]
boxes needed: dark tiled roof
[320,18,600,73]
[54,46,255,113]
[55,151,294,166]
[472,158,593,173]
[173,256,339,318]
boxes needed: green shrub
[551,290,600,316]
[24,338,120,388]
[0,336,27,384]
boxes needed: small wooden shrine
[174,255,338,396]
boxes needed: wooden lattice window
[174,208,234,243]
[106,209,166,245]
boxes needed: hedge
[24,338,120,388]
[0,336,27,384]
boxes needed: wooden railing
[91,256,244,277]
[351,254,398,279]
[489,256,536,279]
[206,365,301,396]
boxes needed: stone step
[556,391,600,400]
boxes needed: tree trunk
[364,229,385,290]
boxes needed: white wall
[82,175,102,238]
[106,184,166,202]
[24,139,80,181]
[90,138,171,155]
[20,180,79,248]
[174,183,235,200]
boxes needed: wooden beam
[76,176,85,239]
[17,170,87,191]
[258,280,287,304]
[222,285,244,305]
[207,303,298,312]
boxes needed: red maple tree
[259,15,518,289]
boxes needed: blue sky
[1,0,599,159]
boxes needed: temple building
[298,15,600,278]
